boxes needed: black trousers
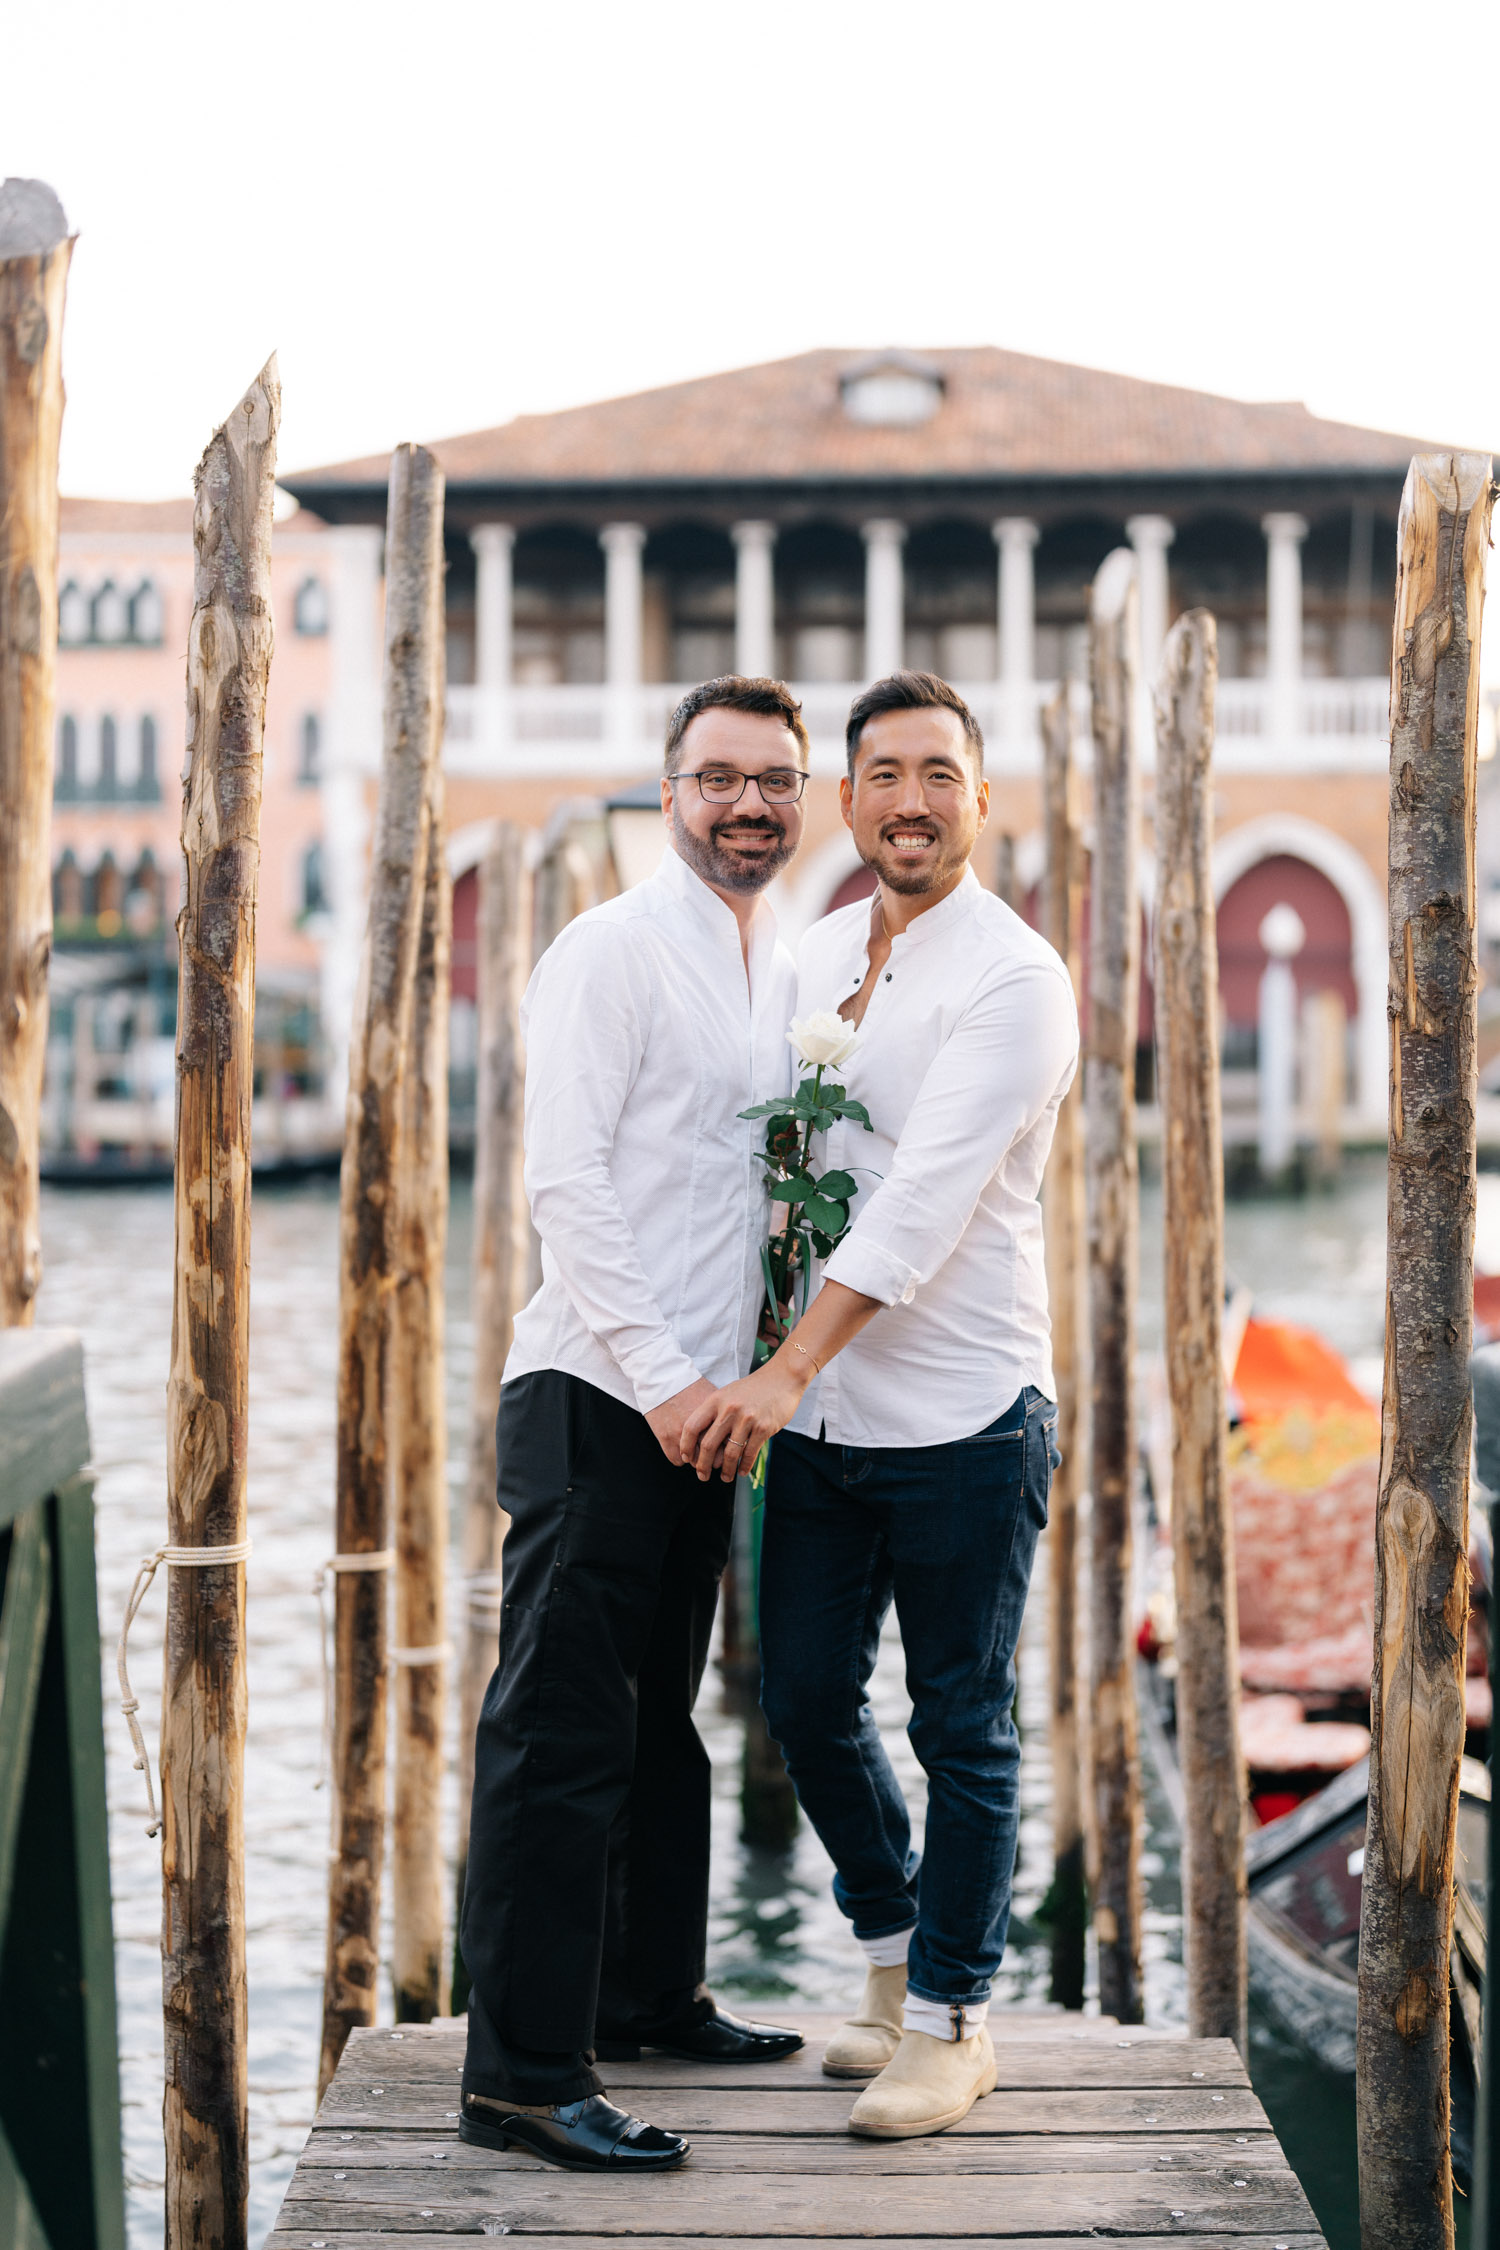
[460,1370,734,2105]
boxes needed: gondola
[1137,1304,1492,2185]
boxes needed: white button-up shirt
[505,842,797,1415]
[789,870,1079,1448]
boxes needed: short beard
[671,805,795,895]
[867,829,966,897]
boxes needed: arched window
[294,577,329,635]
[130,580,164,644]
[53,849,82,921]
[299,711,321,783]
[301,840,329,917]
[98,715,118,797]
[125,851,161,935]
[58,581,90,645]
[92,852,122,928]
[138,715,159,800]
[92,581,129,644]
[56,714,78,799]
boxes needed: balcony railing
[442,675,1406,779]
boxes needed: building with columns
[285,344,1447,1143]
[50,346,1492,1159]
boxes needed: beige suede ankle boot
[819,1963,908,2079]
[847,2024,997,2138]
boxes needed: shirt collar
[883,867,982,950]
[654,840,778,965]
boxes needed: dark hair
[663,676,810,772]
[845,670,984,776]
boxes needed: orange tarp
[1232,1315,1379,1433]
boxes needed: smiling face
[841,705,989,896]
[663,705,807,896]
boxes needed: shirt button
[884,972,892,982]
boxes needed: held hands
[644,1376,719,1467]
[679,1349,815,1483]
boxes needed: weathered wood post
[162,356,279,2250]
[390,564,451,2024]
[450,823,531,2011]
[1357,450,1494,2250]
[320,444,444,2095]
[1152,610,1247,2053]
[1039,685,1088,2009]
[1086,548,1146,2026]
[993,830,1018,910]
[0,181,71,1326]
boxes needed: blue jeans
[758,1387,1056,2012]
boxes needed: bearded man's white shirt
[506,842,797,1413]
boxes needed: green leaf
[809,1229,836,1259]
[802,1193,848,1234]
[814,1170,858,1199]
[826,1096,872,1126]
[739,1099,796,1123]
[767,1174,815,1203]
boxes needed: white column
[993,518,1039,684]
[863,519,906,680]
[601,522,646,752]
[1258,902,1306,1177]
[732,521,776,677]
[471,523,515,687]
[1262,512,1308,749]
[601,522,646,687]
[1126,514,1175,678]
[322,524,384,1116]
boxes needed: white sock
[856,1927,914,1970]
[903,1993,990,2040]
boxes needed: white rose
[788,1009,858,1071]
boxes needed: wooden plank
[271,2236,1328,2250]
[310,2084,1270,2136]
[298,2129,1290,2176]
[0,1329,89,1527]
[319,2036,1247,2101]
[279,2166,1319,2236]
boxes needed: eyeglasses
[671,767,809,805]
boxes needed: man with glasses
[459,677,809,2174]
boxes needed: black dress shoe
[595,2004,804,2064]
[458,2091,688,2171]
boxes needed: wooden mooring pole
[0,181,70,1327]
[450,823,532,2013]
[391,729,451,2023]
[1039,685,1087,2009]
[1086,548,1145,2026]
[163,356,279,2250]
[1152,610,1247,2053]
[320,444,445,2095]
[1356,450,1494,2250]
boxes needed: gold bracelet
[789,1338,822,1377]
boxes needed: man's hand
[644,1376,718,1467]
[679,1354,813,1484]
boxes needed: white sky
[5,0,1499,504]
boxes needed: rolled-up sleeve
[521,924,702,1411]
[824,959,1078,1308]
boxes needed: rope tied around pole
[313,1550,396,1856]
[116,1540,254,1837]
[465,1568,504,1623]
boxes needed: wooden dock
[269,2010,1327,2247]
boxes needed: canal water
[36,1157,1494,2250]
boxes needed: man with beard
[459,677,808,2173]
[682,671,1078,2141]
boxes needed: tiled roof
[60,496,195,532]
[284,347,1428,494]
[59,497,328,534]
